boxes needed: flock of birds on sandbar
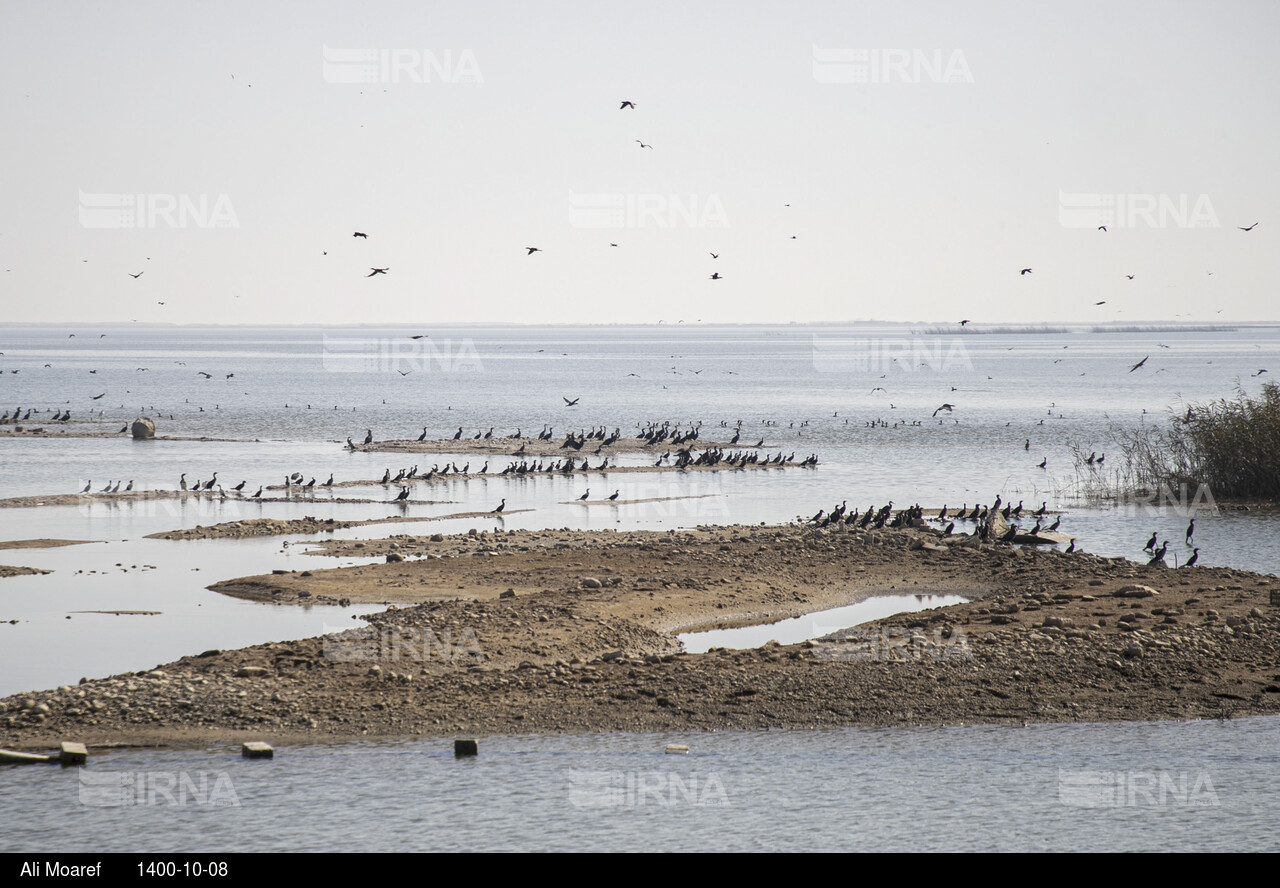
[801,495,1204,567]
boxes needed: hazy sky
[2,0,1277,326]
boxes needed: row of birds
[803,497,1205,567]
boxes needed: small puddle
[677,593,968,653]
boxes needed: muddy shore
[3,522,1278,750]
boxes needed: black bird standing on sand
[1145,531,1158,552]
[608,490,620,501]
[418,427,427,441]
[364,429,373,445]
[252,486,263,498]
[1186,548,1199,567]
[579,489,590,501]
[395,486,409,501]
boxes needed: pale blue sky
[1,0,1276,325]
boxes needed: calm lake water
[1,322,1278,852]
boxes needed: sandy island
[3,521,1279,750]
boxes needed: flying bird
[1125,275,1135,280]
[709,272,722,280]
[709,253,719,259]
[932,403,954,417]
[128,272,143,279]
[563,397,580,406]
[1098,226,1107,232]
[619,101,636,110]
[1020,268,1033,275]
[959,319,970,326]
[1239,222,1259,231]
[526,247,542,255]
[91,392,105,400]
[635,140,653,149]
[1128,356,1149,373]
[1095,301,1106,306]
[353,232,368,238]
[367,268,388,277]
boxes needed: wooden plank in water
[0,748,53,764]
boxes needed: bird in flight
[353,232,368,238]
[619,101,636,110]
[1098,226,1107,232]
[1239,222,1259,232]
[636,140,653,149]
[932,403,955,417]
[1253,369,1268,376]
[526,247,542,255]
[1095,301,1107,305]
[398,369,411,376]
[367,267,389,277]
[1128,356,1149,373]
[128,272,143,279]
[1125,275,1135,280]
[563,397,580,406]
[709,272,722,280]
[709,253,719,259]
[959,319,970,326]
[197,371,212,378]
[91,392,105,400]
[1020,268,1033,275]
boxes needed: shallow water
[2,717,1277,853]
[678,593,969,652]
